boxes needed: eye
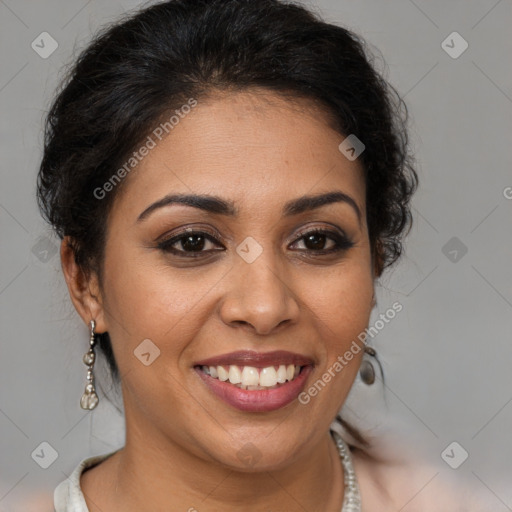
[157,227,354,258]
[290,228,354,254]
[157,230,224,257]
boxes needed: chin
[196,423,313,472]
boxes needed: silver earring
[359,346,377,385]
[80,319,99,410]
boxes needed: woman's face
[91,90,375,470]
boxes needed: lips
[193,350,314,412]
[194,350,314,368]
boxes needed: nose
[219,252,300,336]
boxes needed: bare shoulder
[350,447,490,512]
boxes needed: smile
[199,364,303,389]
[193,350,314,412]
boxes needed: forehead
[110,90,366,222]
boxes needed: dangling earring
[80,319,99,410]
[359,293,378,385]
[359,345,377,385]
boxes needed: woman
[37,0,447,510]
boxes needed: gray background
[1,0,511,510]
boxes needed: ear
[60,237,108,333]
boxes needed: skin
[61,89,382,511]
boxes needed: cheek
[305,264,374,352]
[297,264,373,417]
[100,247,221,361]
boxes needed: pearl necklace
[331,430,362,511]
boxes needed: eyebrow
[136,191,362,224]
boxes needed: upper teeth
[201,364,301,388]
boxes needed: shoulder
[54,451,118,512]
[350,447,491,512]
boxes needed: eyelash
[156,227,354,258]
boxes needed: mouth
[193,350,314,412]
[196,363,305,389]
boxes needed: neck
[102,414,345,511]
